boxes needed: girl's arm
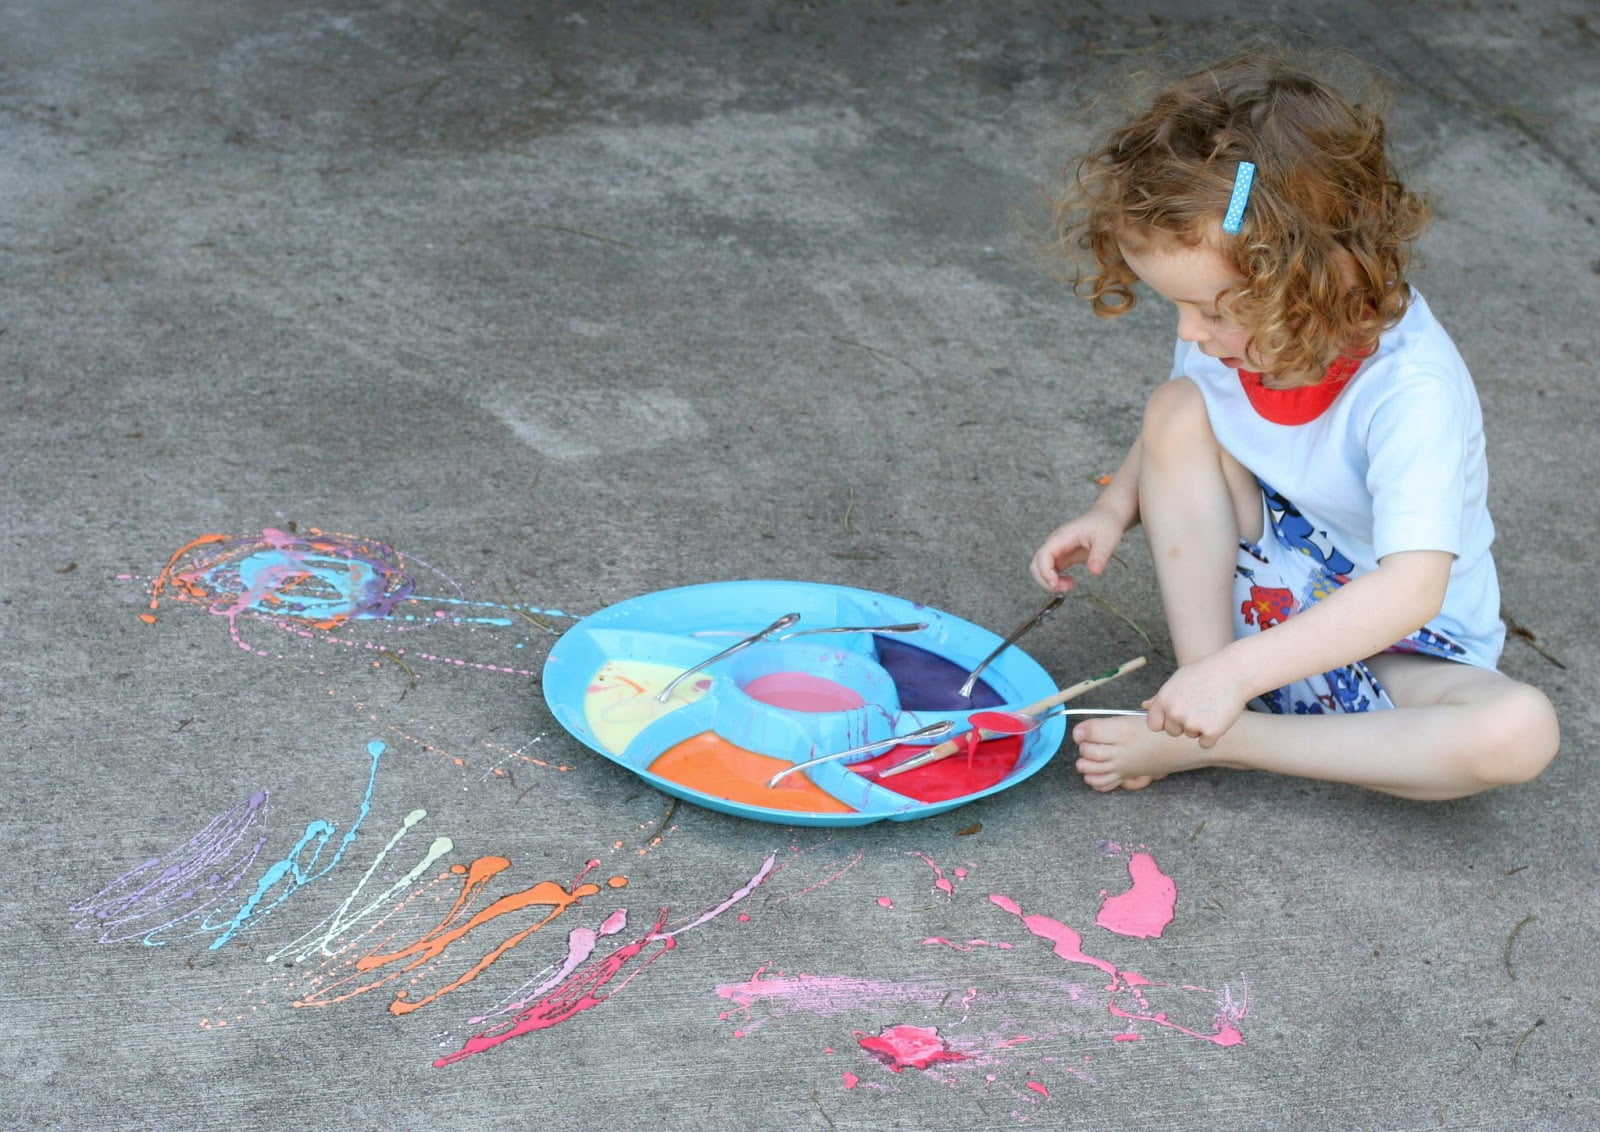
[1145,548,1453,745]
[1029,438,1143,593]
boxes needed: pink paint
[876,896,894,909]
[922,937,1014,951]
[742,671,865,712]
[989,893,1245,1048]
[907,851,971,897]
[841,1071,859,1090]
[1095,851,1177,939]
[435,855,776,1066]
[987,895,1118,981]
[1026,1080,1050,1098]
[857,1024,969,1072]
[1113,1033,1143,1042]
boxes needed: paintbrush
[875,655,1146,779]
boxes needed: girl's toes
[1081,769,1122,792]
[1119,775,1156,791]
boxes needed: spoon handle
[765,720,954,788]
[654,612,801,702]
[958,594,1065,697]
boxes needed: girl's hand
[1029,510,1125,593]
[1142,654,1252,749]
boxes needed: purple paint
[872,636,1003,710]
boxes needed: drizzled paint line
[292,855,622,1016]
[435,854,777,1067]
[202,741,386,949]
[70,789,271,945]
[135,528,572,673]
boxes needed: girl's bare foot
[1071,716,1219,792]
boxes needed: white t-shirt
[1173,289,1506,668]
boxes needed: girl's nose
[1175,307,1208,343]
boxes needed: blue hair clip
[1221,161,1256,235]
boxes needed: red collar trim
[1237,353,1366,425]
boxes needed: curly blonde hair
[1043,48,1429,386]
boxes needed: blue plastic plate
[541,580,1065,826]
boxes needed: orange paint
[143,531,233,621]
[294,856,610,1014]
[649,733,855,814]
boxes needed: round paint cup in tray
[541,580,1066,826]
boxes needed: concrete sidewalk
[3,2,1596,1128]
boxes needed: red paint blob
[849,734,1023,802]
[857,1024,968,1072]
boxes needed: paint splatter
[1095,851,1177,939]
[136,528,568,674]
[908,851,970,897]
[989,894,1245,1047]
[857,1024,969,1072]
[70,789,272,945]
[434,854,777,1066]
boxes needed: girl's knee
[1141,377,1210,444]
[1466,682,1560,787]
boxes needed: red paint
[742,671,866,712]
[857,1023,969,1072]
[967,710,1034,734]
[850,735,1022,802]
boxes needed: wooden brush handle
[887,656,1147,772]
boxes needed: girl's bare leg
[1112,378,1262,787]
[1136,379,1265,662]
[1074,377,1560,798]
[1073,654,1559,800]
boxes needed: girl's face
[1118,233,1270,372]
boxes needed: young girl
[1029,50,1559,800]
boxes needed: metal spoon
[876,707,1146,778]
[778,621,928,639]
[654,612,801,703]
[765,720,955,788]
[957,594,1065,698]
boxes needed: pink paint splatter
[857,1024,969,1072]
[435,855,776,1066]
[989,893,1245,1047]
[1095,851,1177,939]
[909,851,969,897]
[841,1071,859,1090]
[876,896,894,909]
[1026,1080,1050,1098]
[921,937,1014,951]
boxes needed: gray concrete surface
[4,2,1597,1128]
